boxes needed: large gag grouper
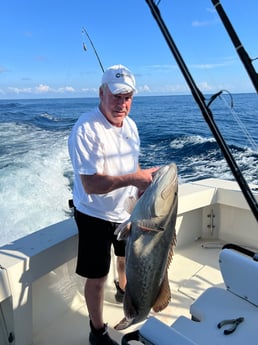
[114,163,178,330]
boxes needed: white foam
[0,123,73,246]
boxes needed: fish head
[134,163,178,230]
[151,163,177,215]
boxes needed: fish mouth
[147,163,177,217]
[153,163,177,183]
[152,163,177,199]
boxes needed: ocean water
[0,94,257,246]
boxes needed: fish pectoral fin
[115,221,131,240]
[137,219,164,232]
[152,271,171,312]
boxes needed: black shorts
[74,209,126,278]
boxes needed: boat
[1,2,257,345]
[0,177,257,345]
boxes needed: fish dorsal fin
[152,232,177,312]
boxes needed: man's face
[99,86,133,127]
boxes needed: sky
[1,0,258,99]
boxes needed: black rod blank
[211,0,258,93]
[145,0,258,222]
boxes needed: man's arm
[80,166,158,195]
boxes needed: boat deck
[34,240,224,345]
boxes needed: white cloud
[191,63,225,69]
[36,84,50,93]
[5,84,76,96]
[192,20,214,27]
[56,86,75,93]
[197,81,213,91]
[192,7,218,27]
[8,87,32,94]
[138,85,151,92]
[191,58,235,70]
[206,7,216,14]
[136,83,190,95]
[81,87,98,91]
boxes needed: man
[68,64,157,345]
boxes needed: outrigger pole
[211,0,258,93]
[145,0,258,222]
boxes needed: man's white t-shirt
[68,107,140,223]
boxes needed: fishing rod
[82,26,105,72]
[145,0,258,222]
[211,0,258,93]
[68,27,105,210]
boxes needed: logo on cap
[115,72,128,79]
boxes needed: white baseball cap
[101,64,136,94]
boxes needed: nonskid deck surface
[34,240,223,345]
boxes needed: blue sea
[0,94,257,246]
